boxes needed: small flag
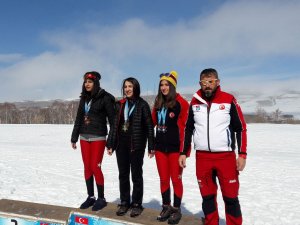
[75,216,88,224]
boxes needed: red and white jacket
[183,86,247,158]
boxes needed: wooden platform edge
[0,199,203,225]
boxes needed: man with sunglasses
[179,68,247,225]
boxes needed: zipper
[115,102,124,150]
[131,136,134,152]
[163,131,168,152]
[226,128,231,148]
[207,101,211,151]
[130,102,137,152]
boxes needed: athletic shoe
[130,203,144,217]
[92,198,107,211]
[116,202,130,216]
[79,196,96,209]
[167,207,182,224]
[157,205,172,221]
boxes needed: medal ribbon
[124,100,135,122]
[85,100,92,115]
[157,107,167,127]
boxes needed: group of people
[70,68,247,225]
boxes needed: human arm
[71,142,77,150]
[151,107,158,126]
[177,96,190,155]
[106,101,121,151]
[71,98,84,144]
[142,101,155,153]
[107,148,113,155]
[237,156,246,171]
[179,155,186,168]
[104,93,116,129]
[181,104,195,156]
[148,150,155,158]
[149,106,157,158]
[230,97,247,159]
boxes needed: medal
[157,125,162,132]
[157,107,167,133]
[122,100,135,132]
[84,115,91,125]
[122,121,129,132]
[84,100,92,125]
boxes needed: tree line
[244,107,300,124]
[0,100,299,124]
[0,100,79,124]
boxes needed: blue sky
[0,0,299,102]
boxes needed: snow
[236,92,300,119]
[0,124,300,225]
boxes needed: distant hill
[7,91,300,119]
[1,90,299,124]
[232,91,300,119]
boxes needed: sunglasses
[159,73,171,78]
[200,79,218,86]
[159,73,177,81]
[84,73,97,80]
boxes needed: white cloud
[0,54,24,63]
[0,1,299,102]
[60,1,300,62]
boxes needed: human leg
[89,140,106,198]
[216,152,242,225]
[167,152,183,224]
[196,152,219,225]
[116,146,131,205]
[155,151,172,221]
[130,150,145,217]
[155,151,171,205]
[115,140,131,216]
[80,140,94,193]
[169,152,183,208]
[79,140,96,209]
[130,150,145,205]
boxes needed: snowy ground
[0,124,300,225]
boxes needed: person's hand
[107,148,113,156]
[237,156,246,171]
[179,155,187,168]
[148,150,155,158]
[71,142,77,150]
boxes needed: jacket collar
[119,97,139,104]
[194,86,221,105]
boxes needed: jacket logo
[169,112,175,118]
[195,105,200,111]
[219,104,225,110]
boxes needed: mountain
[232,90,300,119]
[3,90,300,120]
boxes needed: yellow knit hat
[160,70,178,88]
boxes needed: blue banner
[68,212,139,225]
[0,216,63,225]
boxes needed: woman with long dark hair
[107,77,154,218]
[71,71,115,211]
[150,71,189,224]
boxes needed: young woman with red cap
[71,71,115,211]
[150,71,189,224]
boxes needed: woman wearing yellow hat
[150,71,189,224]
